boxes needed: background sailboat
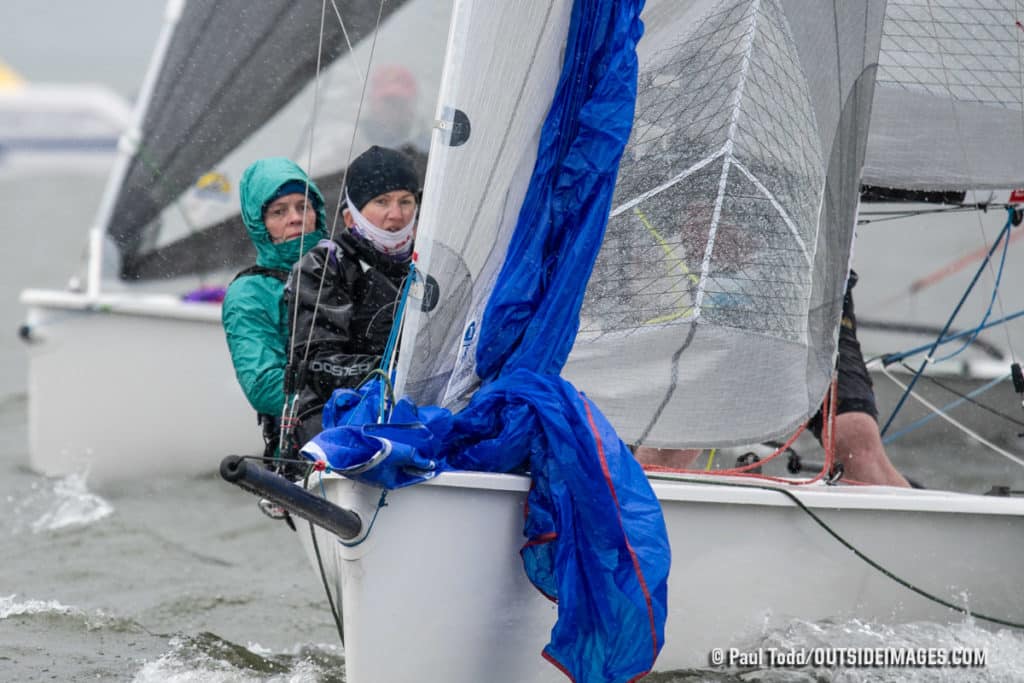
[18,0,451,483]
[0,59,131,172]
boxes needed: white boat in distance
[219,0,1024,681]
[0,61,130,171]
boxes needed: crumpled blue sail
[302,1,667,681]
[306,370,668,682]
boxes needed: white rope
[292,0,388,371]
[280,0,389,443]
[878,364,1024,469]
[330,0,368,85]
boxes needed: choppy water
[4,379,1024,682]
[5,5,1024,680]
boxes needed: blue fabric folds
[302,0,667,680]
[304,370,669,682]
[475,0,647,381]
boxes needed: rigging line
[858,204,1003,223]
[376,265,416,421]
[879,219,1014,437]
[875,307,1024,366]
[644,395,831,485]
[279,0,343,451]
[906,365,1024,428]
[645,472,1024,629]
[974,208,1018,367]
[290,0,387,384]
[881,372,1011,444]
[904,215,1024,296]
[303,472,345,647]
[330,0,368,84]
[308,519,344,646]
[287,0,331,374]
[931,211,1013,364]
[926,0,1018,365]
[286,0,369,163]
[878,364,1024,469]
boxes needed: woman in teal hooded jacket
[222,157,327,420]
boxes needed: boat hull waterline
[21,289,258,482]
[291,470,1024,681]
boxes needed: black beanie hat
[345,145,420,211]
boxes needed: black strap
[232,265,289,284]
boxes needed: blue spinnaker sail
[303,1,668,680]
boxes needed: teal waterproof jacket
[221,158,327,416]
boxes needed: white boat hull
[298,470,1024,681]
[20,289,259,483]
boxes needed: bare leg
[831,412,910,487]
[633,446,702,469]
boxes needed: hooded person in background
[283,145,421,450]
[221,158,327,436]
[363,64,430,179]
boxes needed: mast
[84,0,185,299]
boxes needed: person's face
[264,192,318,243]
[344,190,417,232]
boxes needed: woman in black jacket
[284,145,421,448]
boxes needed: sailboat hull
[21,289,258,483]
[298,470,1024,681]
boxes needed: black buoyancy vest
[232,265,290,284]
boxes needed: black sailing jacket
[283,230,410,437]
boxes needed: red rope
[641,376,840,487]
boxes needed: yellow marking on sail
[705,448,716,471]
[0,60,25,90]
[634,207,698,325]
[195,171,231,194]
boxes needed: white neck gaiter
[346,189,416,259]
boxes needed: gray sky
[0,1,166,98]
